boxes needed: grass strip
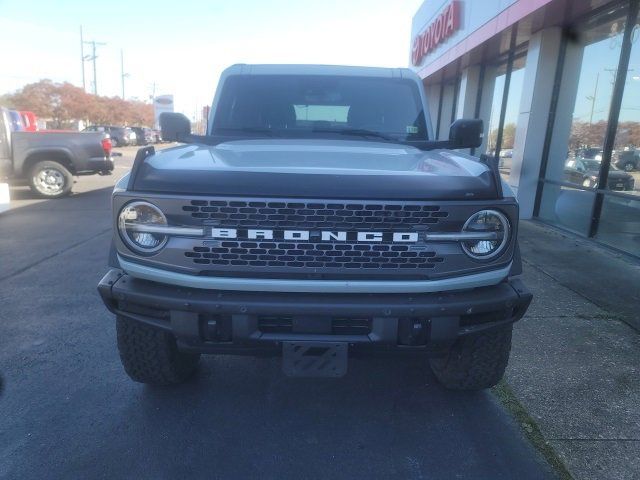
[492,380,574,480]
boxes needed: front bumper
[98,269,532,355]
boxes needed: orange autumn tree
[0,79,153,128]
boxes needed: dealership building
[410,0,640,258]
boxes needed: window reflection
[609,20,640,197]
[498,60,525,180]
[596,11,640,255]
[485,65,507,157]
[539,6,627,236]
[484,56,525,181]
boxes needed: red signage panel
[412,1,461,66]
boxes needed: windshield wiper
[311,128,397,142]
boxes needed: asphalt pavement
[0,146,556,479]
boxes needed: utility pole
[82,38,106,95]
[588,72,600,126]
[80,26,86,91]
[120,49,130,99]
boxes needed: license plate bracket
[282,341,348,377]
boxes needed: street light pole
[120,49,127,99]
[588,72,600,126]
[92,41,98,95]
[80,26,85,91]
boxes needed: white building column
[453,65,485,154]
[508,27,562,218]
[456,65,482,119]
[478,66,497,155]
[438,83,456,139]
[424,82,441,135]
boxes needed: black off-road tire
[116,315,200,385]
[28,160,73,198]
[429,325,513,391]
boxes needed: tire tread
[116,316,200,385]
[429,325,512,390]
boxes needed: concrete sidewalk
[504,221,640,480]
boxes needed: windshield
[580,159,601,171]
[212,75,428,142]
[576,158,623,172]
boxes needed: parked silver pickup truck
[0,107,114,198]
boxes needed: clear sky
[0,0,422,118]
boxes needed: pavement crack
[0,228,111,283]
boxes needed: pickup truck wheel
[622,161,635,172]
[116,315,200,385]
[29,161,73,198]
[429,325,512,391]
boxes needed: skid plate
[282,341,348,377]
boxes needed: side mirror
[160,112,191,142]
[448,119,483,149]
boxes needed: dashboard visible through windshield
[212,74,429,142]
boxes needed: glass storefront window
[608,20,640,197]
[485,64,507,157]
[483,54,526,181]
[596,194,640,253]
[538,5,628,236]
[539,184,597,235]
[498,57,525,180]
[596,9,640,255]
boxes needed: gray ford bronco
[98,64,531,390]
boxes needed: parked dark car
[615,150,639,172]
[0,107,113,197]
[130,127,147,146]
[84,125,136,147]
[564,158,634,191]
[130,127,155,146]
[143,127,156,144]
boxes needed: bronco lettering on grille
[210,228,419,243]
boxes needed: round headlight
[118,201,168,254]
[461,210,510,260]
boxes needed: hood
[606,170,633,181]
[584,168,632,181]
[131,139,498,200]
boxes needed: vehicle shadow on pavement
[0,186,115,282]
[105,355,554,480]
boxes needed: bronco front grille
[176,198,453,278]
[116,194,517,281]
[182,200,448,230]
[185,241,444,270]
